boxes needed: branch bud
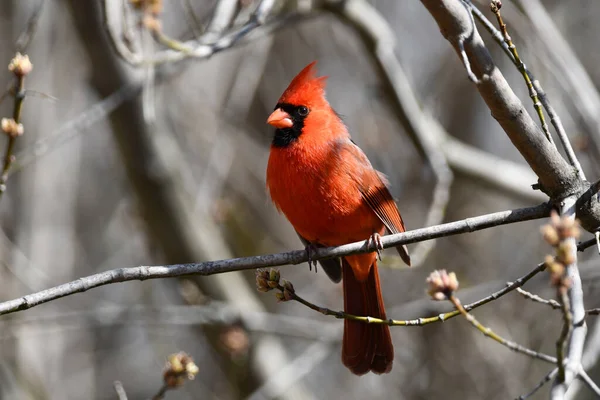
[8,53,32,77]
[426,269,459,301]
[1,118,24,138]
[163,352,199,388]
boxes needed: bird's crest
[278,61,328,108]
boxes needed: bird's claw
[368,233,384,261]
[305,244,318,273]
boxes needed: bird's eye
[297,106,309,116]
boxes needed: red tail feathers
[341,259,394,375]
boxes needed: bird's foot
[305,243,319,273]
[367,233,384,261]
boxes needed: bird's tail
[341,258,394,375]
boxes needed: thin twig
[421,0,579,201]
[516,289,600,316]
[467,1,586,181]
[577,368,600,398]
[0,59,28,201]
[516,287,561,309]
[151,384,169,400]
[0,203,550,316]
[517,368,558,400]
[489,1,553,147]
[516,0,600,178]
[271,270,557,363]
[577,232,600,252]
[103,0,275,65]
[556,287,572,381]
[449,295,556,363]
[566,317,600,399]
[266,260,545,329]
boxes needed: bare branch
[419,0,580,201]
[0,203,549,316]
[201,0,238,43]
[489,1,555,151]
[103,0,277,66]
[516,287,561,309]
[466,1,586,183]
[551,199,587,398]
[448,294,556,363]
[515,0,600,169]
[566,317,600,399]
[577,368,600,398]
[0,53,33,201]
[518,368,558,400]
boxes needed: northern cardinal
[266,62,410,375]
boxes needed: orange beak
[267,108,293,129]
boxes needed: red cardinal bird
[266,62,410,375]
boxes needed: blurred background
[0,0,599,399]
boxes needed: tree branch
[103,0,276,66]
[419,0,581,201]
[514,0,600,171]
[0,203,549,316]
[551,199,587,398]
[466,1,585,182]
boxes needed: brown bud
[548,210,580,240]
[256,269,269,279]
[541,224,559,246]
[545,255,566,287]
[561,224,581,240]
[282,290,293,301]
[163,352,199,388]
[283,280,295,294]
[266,280,279,289]
[490,0,502,12]
[1,118,23,138]
[275,292,286,302]
[269,268,280,284]
[8,53,32,77]
[426,270,459,301]
[263,268,281,289]
[556,241,575,265]
[255,269,272,292]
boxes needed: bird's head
[267,62,334,148]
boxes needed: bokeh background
[0,0,599,399]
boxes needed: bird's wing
[337,139,411,266]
